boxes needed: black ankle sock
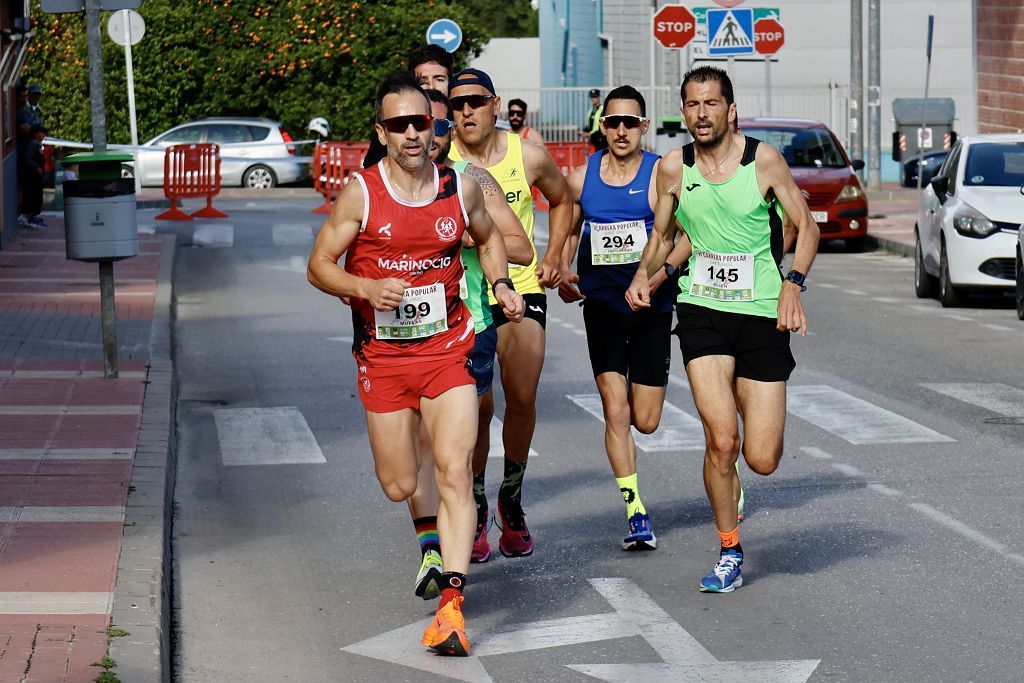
[473,472,488,521]
[498,458,527,506]
[721,543,743,556]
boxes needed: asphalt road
[150,199,1024,682]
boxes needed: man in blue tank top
[559,86,689,551]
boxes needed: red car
[739,117,869,252]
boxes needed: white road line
[921,382,1024,416]
[6,371,146,380]
[942,313,973,322]
[909,503,1024,568]
[872,297,900,303]
[571,328,586,336]
[830,463,862,477]
[799,446,832,459]
[907,304,936,313]
[981,323,1014,332]
[0,506,125,523]
[867,483,901,497]
[192,224,234,248]
[0,592,111,615]
[327,336,353,343]
[787,385,954,445]
[567,394,705,452]
[846,289,867,296]
[272,224,313,245]
[0,406,139,415]
[488,417,538,459]
[0,448,133,460]
[214,406,327,466]
[817,282,839,289]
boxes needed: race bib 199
[590,220,648,265]
[374,283,448,339]
[690,251,755,302]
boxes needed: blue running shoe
[699,549,743,592]
[621,511,657,551]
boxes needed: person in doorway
[21,124,48,229]
[447,67,573,561]
[625,66,820,592]
[307,72,524,655]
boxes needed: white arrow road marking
[567,394,705,451]
[787,385,954,445]
[488,417,538,459]
[341,578,819,682]
[569,578,820,682]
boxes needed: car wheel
[845,236,867,253]
[242,164,277,189]
[914,231,936,298]
[938,239,963,308]
[1016,250,1024,321]
[120,163,135,179]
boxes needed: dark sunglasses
[600,115,647,129]
[507,109,526,117]
[380,115,433,134]
[450,94,495,111]
[433,118,454,136]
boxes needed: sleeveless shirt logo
[686,183,701,192]
[435,216,459,242]
[377,222,392,240]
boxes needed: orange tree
[22,0,489,145]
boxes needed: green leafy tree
[22,0,490,144]
[460,0,537,37]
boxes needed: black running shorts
[491,292,547,329]
[583,301,672,387]
[675,302,795,382]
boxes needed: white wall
[470,37,541,90]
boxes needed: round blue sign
[426,18,463,53]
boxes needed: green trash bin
[63,152,138,262]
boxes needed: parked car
[127,117,306,189]
[1017,221,1024,320]
[902,149,949,188]
[740,117,869,252]
[915,134,1024,307]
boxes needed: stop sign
[653,5,696,49]
[712,0,747,6]
[754,17,785,55]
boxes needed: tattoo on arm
[465,164,502,198]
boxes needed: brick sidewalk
[0,218,170,682]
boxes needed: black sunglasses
[600,115,647,129]
[450,94,495,111]
[381,115,433,134]
[433,118,454,136]
[508,109,526,117]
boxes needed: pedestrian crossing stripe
[921,383,1024,417]
[192,224,234,248]
[488,417,539,459]
[707,8,754,55]
[567,394,705,452]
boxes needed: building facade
[1,0,32,248]
[975,0,1024,133]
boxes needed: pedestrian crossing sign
[706,8,755,56]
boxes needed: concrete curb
[108,231,177,682]
[869,234,914,258]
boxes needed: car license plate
[811,211,828,223]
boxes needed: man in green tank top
[626,66,820,593]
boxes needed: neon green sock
[615,473,646,518]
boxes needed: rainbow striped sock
[414,516,440,556]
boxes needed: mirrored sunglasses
[507,109,526,118]
[433,118,454,136]
[450,94,495,111]
[600,115,647,129]
[381,115,433,134]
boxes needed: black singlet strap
[682,142,695,167]
[740,136,759,166]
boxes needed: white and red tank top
[346,161,474,366]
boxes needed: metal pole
[917,15,935,191]
[867,0,881,189]
[765,55,772,117]
[86,0,118,378]
[850,0,863,177]
[123,10,141,194]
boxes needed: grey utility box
[63,152,138,262]
[891,98,956,162]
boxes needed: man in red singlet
[307,72,524,657]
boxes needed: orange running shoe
[421,595,470,656]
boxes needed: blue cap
[451,68,496,95]
[27,84,42,94]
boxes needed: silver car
[129,117,306,189]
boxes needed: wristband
[492,278,515,296]
[784,269,807,292]
[664,263,677,277]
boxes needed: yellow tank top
[449,131,541,301]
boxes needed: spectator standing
[21,124,48,228]
[582,88,607,151]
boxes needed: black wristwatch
[784,269,807,292]
[492,277,515,296]
[664,263,677,277]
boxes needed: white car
[127,117,307,189]
[914,134,1024,307]
[1017,221,1024,320]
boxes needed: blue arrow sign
[707,8,755,56]
[426,18,463,53]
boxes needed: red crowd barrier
[155,143,228,221]
[534,141,591,211]
[312,141,370,214]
